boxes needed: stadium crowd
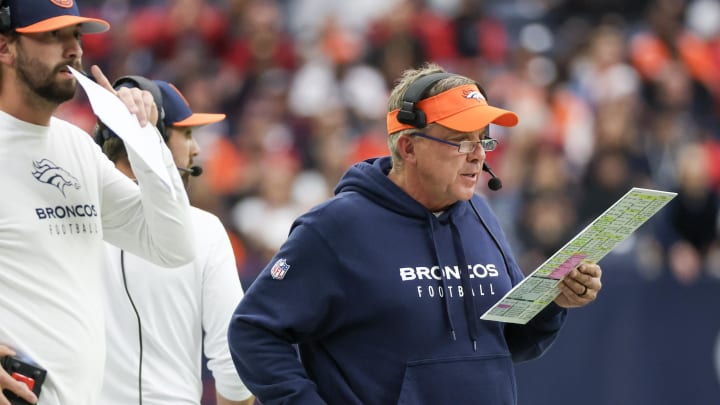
[57,1,720,400]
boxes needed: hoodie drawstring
[427,217,457,341]
[449,218,480,352]
[427,214,479,350]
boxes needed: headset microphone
[178,166,203,177]
[482,162,502,191]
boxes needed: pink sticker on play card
[549,254,587,279]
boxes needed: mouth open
[57,67,75,78]
[59,63,82,75]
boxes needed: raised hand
[90,65,158,128]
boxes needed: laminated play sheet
[480,187,677,325]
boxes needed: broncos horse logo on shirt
[32,159,81,197]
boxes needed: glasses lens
[458,141,476,153]
[458,139,498,153]
[481,138,498,151]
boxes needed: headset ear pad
[93,76,168,149]
[396,100,426,128]
[396,72,453,129]
[109,75,167,140]
[0,1,11,33]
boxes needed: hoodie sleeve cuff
[530,302,567,330]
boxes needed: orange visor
[387,85,519,134]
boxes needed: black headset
[94,75,167,149]
[0,0,11,33]
[396,72,453,129]
[396,72,490,129]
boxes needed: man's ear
[396,134,417,163]
[0,34,14,66]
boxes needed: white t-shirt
[0,111,194,405]
[100,207,252,404]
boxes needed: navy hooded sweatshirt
[228,157,567,405]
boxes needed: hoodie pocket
[396,354,516,405]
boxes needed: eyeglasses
[410,132,498,153]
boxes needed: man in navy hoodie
[227,63,603,405]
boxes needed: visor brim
[16,16,110,34]
[172,113,226,128]
[435,105,519,133]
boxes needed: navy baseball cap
[2,0,109,34]
[154,81,226,128]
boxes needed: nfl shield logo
[270,258,290,280]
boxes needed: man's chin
[458,187,476,201]
[52,92,77,104]
[51,84,78,104]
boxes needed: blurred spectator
[577,148,637,226]
[126,0,229,79]
[515,144,578,271]
[630,0,720,137]
[365,0,428,87]
[452,0,510,65]
[221,0,297,77]
[231,152,303,262]
[661,142,720,284]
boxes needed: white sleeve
[100,129,194,267]
[200,213,253,401]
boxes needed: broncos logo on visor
[32,159,81,197]
[462,89,486,102]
